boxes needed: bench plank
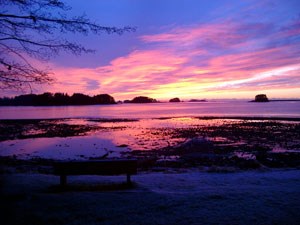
[53,159,137,186]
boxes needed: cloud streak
[22,0,300,100]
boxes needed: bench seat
[53,159,137,186]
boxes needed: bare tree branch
[0,0,136,90]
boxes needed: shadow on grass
[47,182,137,193]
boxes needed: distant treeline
[0,93,116,106]
[125,96,158,103]
[0,93,205,106]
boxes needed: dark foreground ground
[1,169,300,225]
[1,117,300,224]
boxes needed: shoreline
[1,100,300,120]
[1,117,300,171]
[1,115,300,121]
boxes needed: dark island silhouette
[250,94,300,102]
[252,94,269,102]
[124,96,158,103]
[169,98,180,102]
[189,99,207,102]
[0,93,162,106]
[0,92,116,106]
[2,93,299,106]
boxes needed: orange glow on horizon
[30,21,300,101]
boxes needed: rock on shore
[169,98,180,102]
[254,94,269,102]
[130,96,158,103]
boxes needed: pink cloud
[47,46,300,100]
[141,22,247,49]
[36,19,300,100]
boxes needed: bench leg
[127,174,131,184]
[60,175,67,186]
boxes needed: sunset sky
[4,0,300,100]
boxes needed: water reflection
[1,101,299,119]
[0,117,224,159]
[0,117,299,161]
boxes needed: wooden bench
[53,159,137,186]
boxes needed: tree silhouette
[0,92,116,105]
[0,0,135,90]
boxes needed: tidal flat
[1,117,300,225]
[1,117,300,171]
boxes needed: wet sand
[1,117,300,170]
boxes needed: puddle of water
[1,117,299,160]
[0,135,129,160]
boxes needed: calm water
[0,100,300,119]
[1,101,300,160]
